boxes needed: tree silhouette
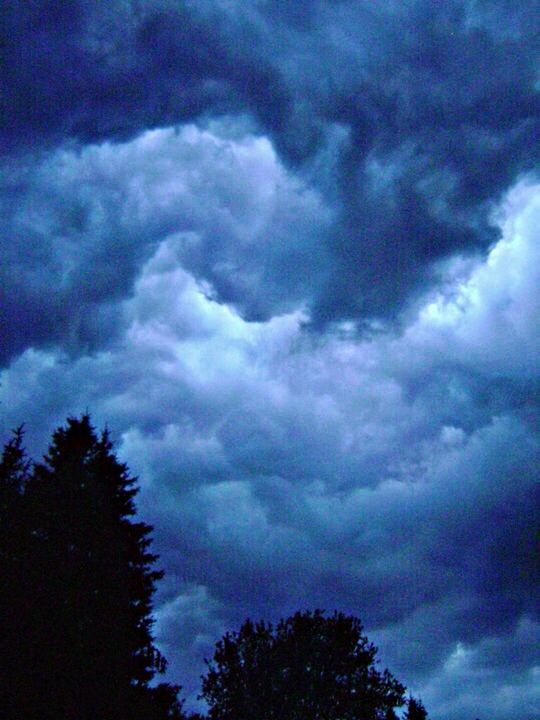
[0,416,184,720]
[1,418,432,720]
[404,696,428,720]
[201,609,406,720]
[0,427,33,715]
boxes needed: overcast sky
[1,2,539,717]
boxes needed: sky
[1,1,539,717]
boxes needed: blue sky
[1,2,539,717]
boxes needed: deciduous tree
[404,696,428,720]
[201,609,406,720]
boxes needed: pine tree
[0,427,32,714]
[0,416,184,720]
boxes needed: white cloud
[401,179,540,377]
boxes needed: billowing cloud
[0,124,330,362]
[2,179,538,716]
[1,3,538,716]
[2,1,538,327]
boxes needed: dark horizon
[1,2,539,717]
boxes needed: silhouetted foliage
[0,416,184,720]
[0,427,32,715]
[201,609,406,720]
[404,696,428,720]
[1,417,431,720]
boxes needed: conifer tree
[0,427,32,715]
[0,416,184,720]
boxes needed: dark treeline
[0,416,428,720]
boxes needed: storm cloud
[2,177,539,715]
[2,1,538,325]
[1,2,539,718]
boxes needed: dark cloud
[1,1,289,151]
[2,1,538,332]
[1,3,538,718]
